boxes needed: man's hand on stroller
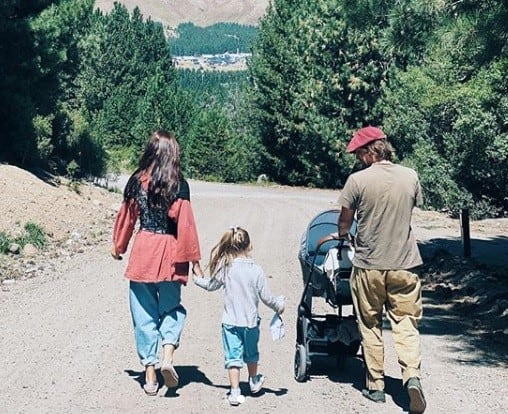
[330,231,355,247]
[325,232,351,243]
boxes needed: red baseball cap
[346,126,386,153]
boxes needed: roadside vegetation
[1,0,506,218]
[247,0,507,218]
[0,222,48,254]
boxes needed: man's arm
[338,206,355,239]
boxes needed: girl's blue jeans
[221,323,260,369]
[129,280,186,367]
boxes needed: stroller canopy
[299,209,356,267]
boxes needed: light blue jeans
[221,323,260,369]
[129,281,187,367]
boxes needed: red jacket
[113,196,201,285]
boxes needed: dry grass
[94,0,269,27]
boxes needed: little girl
[193,226,285,406]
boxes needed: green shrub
[15,222,48,249]
[404,140,468,218]
[0,232,12,254]
[67,180,81,194]
[382,57,507,218]
[66,160,81,179]
[0,223,48,255]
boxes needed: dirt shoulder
[0,164,119,281]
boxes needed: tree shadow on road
[418,295,508,366]
[125,365,213,397]
[210,382,288,398]
[415,237,507,365]
[314,355,363,389]
[419,235,508,269]
[312,356,411,412]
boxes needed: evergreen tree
[169,22,257,55]
[0,0,104,175]
[0,0,55,165]
[248,0,391,187]
[31,0,102,176]
[382,0,508,217]
[76,3,177,150]
[133,66,196,155]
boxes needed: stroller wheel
[294,344,308,382]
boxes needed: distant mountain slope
[94,0,270,27]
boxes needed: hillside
[0,164,119,281]
[94,0,270,27]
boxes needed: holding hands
[192,261,204,277]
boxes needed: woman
[111,130,203,396]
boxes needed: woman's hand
[192,261,204,277]
[111,245,122,260]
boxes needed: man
[338,126,426,414]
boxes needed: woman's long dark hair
[123,130,182,208]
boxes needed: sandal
[143,381,159,396]
[161,361,179,388]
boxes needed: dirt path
[0,181,506,413]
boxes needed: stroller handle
[316,233,345,251]
[316,233,352,261]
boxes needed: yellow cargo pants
[350,267,423,391]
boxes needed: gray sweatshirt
[193,257,285,328]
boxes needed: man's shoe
[361,389,386,403]
[406,377,426,414]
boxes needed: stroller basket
[305,314,361,356]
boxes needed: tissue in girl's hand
[270,313,285,341]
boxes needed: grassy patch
[0,222,48,254]
[0,231,10,254]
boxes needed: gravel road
[0,181,506,413]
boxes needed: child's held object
[270,313,285,341]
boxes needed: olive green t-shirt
[339,162,423,270]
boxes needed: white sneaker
[249,374,265,394]
[227,389,245,406]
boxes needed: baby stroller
[295,209,361,382]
